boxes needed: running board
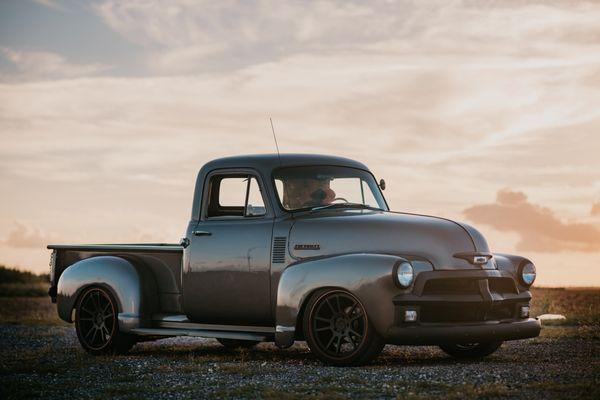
[151,314,275,334]
[130,327,269,342]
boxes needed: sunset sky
[0,0,599,286]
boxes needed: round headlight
[520,262,536,286]
[395,262,414,288]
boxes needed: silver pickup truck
[48,154,540,366]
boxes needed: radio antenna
[270,117,282,166]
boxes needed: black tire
[303,289,384,366]
[75,286,136,355]
[217,338,260,350]
[439,341,503,359]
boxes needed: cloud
[0,47,110,80]
[464,189,600,253]
[32,0,68,12]
[93,0,600,74]
[1,222,56,249]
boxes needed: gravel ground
[1,324,598,399]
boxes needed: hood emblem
[294,243,320,251]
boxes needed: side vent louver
[272,236,287,264]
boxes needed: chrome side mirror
[379,178,386,191]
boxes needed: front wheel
[439,341,503,359]
[75,286,136,355]
[303,289,384,366]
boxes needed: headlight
[520,262,536,286]
[394,261,414,288]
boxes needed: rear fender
[57,256,155,332]
[275,253,406,348]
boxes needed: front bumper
[386,318,541,345]
[384,269,541,344]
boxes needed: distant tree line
[0,266,49,284]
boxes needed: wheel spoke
[90,327,99,344]
[315,326,332,332]
[325,334,337,350]
[81,306,94,315]
[334,336,342,354]
[84,326,95,339]
[326,298,336,314]
[101,325,111,340]
[315,316,330,323]
[348,327,362,338]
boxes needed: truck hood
[288,209,490,270]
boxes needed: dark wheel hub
[334,316,347,332]
[311,292,367,359]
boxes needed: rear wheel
[75,286,136,355]
[439,341,503,359]
[303,289,384,366]
[217,338,260,350]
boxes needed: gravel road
[1,324,598,399]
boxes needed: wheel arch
[57,256,157,332]
[275,253,406,348]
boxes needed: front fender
[493,253,534,292]
[57,256,145,332]
[275,253,406,348]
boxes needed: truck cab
[49,154,540,366]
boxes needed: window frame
[201,169,272,221]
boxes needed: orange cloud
[464,189,600,253]
[592,202,600,216]
[1,222,56,249]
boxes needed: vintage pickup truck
[48,154,540,366]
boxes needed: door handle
[192,230,212,236]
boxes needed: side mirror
[379,178,386,191]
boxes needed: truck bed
[48,243,184,312]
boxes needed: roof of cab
[201,153,369,172]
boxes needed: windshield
[273,166,388,212]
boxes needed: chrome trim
[47,244,183,253]
[275,325,296,333]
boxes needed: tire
[217,338,260,350]
[303,289,384,366]
[439,341,503,359]
[75,286,136,355]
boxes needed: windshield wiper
[309,203,382,213]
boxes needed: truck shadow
[128,340,511,367]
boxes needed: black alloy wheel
[75,286,135,355]
[304,289,384,366]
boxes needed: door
[183,171,273,326]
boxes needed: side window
[206,174,267,218]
